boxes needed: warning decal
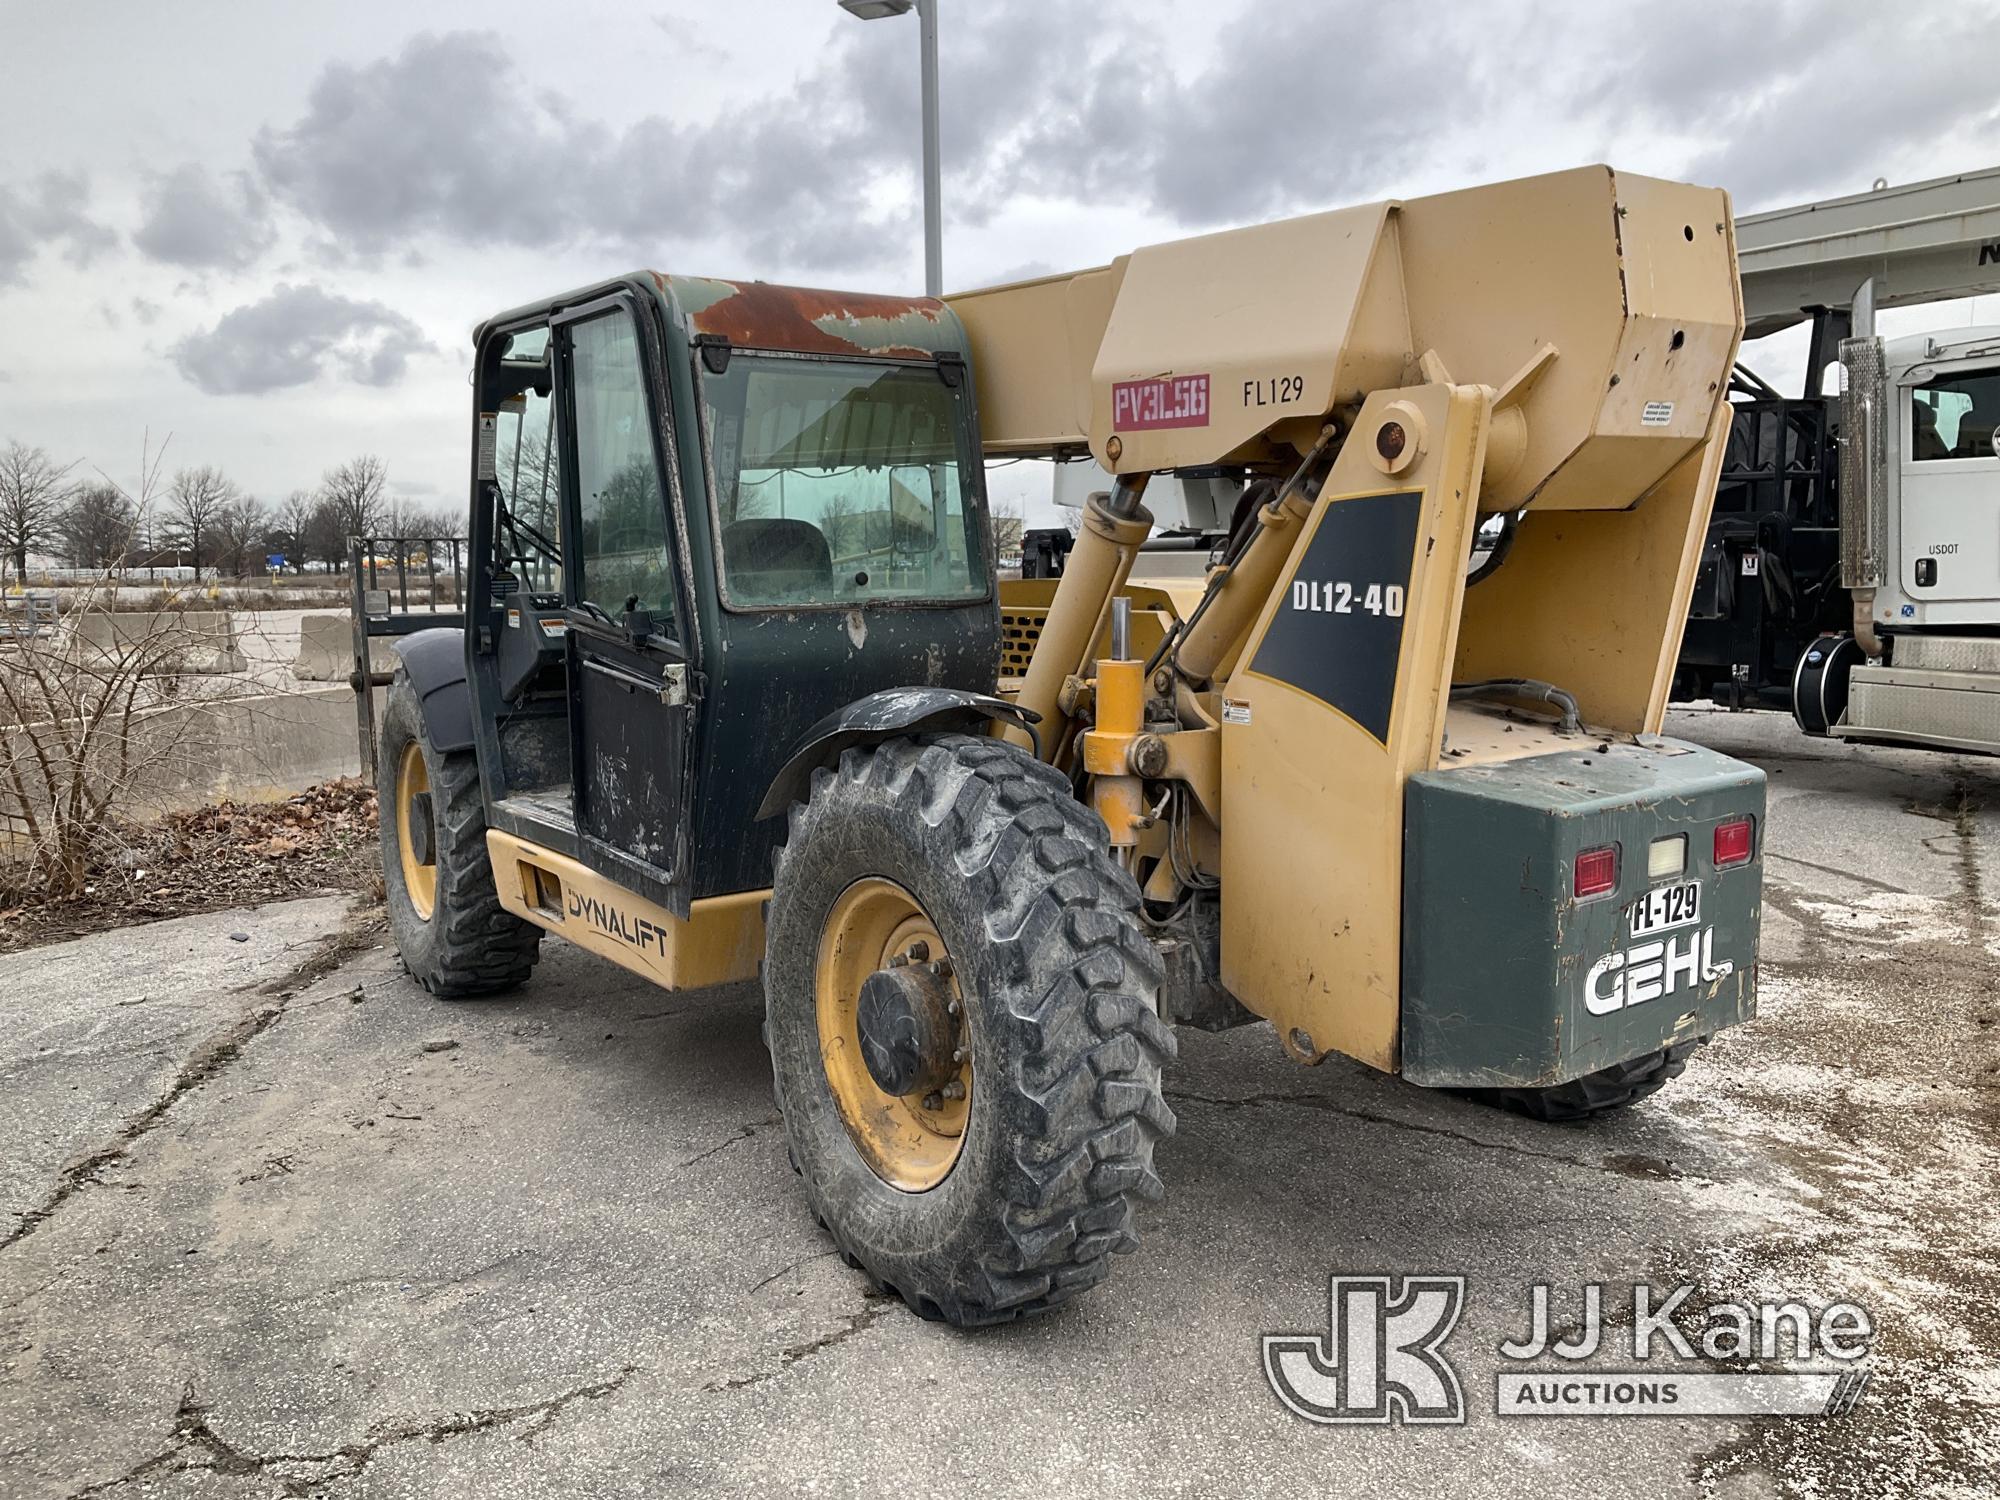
[476,413,499,481]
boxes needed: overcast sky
[5,0,1999,527]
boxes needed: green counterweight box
[1401,738,1764,1089]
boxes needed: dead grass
[0,777,382,951]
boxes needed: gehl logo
[1263,1275,1466,1425]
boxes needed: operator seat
[1913,403,1950,461]
[724,518,834,600]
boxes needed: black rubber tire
[1463,1039,1705,1122]
[763,733,1176,1326]
[378,673,541,999]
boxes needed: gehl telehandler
[379,165,1765,1326]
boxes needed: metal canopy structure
[1737,165,2000,341]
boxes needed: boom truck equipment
[378,164,1764,1326]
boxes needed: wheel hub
[814,878,972,1191]
[395,739,439,921]
[406,790,436,866]
[856,962,958,1099]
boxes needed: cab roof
[1885,324,2000,366]
[651,274,966,359]
[473,273,968,360]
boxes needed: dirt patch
[1662,783,2000,1498]
[0,778,382,952]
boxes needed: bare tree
[164,464,239,581]
[817,491,862,560]
[56,482,136,570]
[499,419,557,536]
[210,492,269,579]
[86,427,173,580]
[0,578,255,896]
[304,497,347,572]
[317,455,388,566]
[990,495,1026,557]
[274,489,315,573]
[0,440,78,583]
[381,495,454,541]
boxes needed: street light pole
[916,0,941,298]
[838,0,943,296]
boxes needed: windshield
[702,353,985,607]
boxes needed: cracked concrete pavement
[2,709,1997,1498]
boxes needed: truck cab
[1797,327,2000,752]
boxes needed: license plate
[1629,882,1701,937]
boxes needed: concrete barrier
[293,613,395,682]
[1,685,385,827]
[70,609,247,675]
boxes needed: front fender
[391,628,475,754]
[754,688,1040,820]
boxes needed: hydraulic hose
[1449,678,1582,733]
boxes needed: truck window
[568,310,676,631]
[702,354,985,608]
[1911,368,2000,461]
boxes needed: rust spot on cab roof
[658,275,947,358]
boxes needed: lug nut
[921,1091,942,1111]
[930,957,953,978]
[907,939,930,961]
[942,1080,966,1101]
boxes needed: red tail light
[1714,817,1755,868]
[1574,845,1618,898]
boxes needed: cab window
[1911,368,2000,461]
[492,326,562,592]
[567,309,677,630]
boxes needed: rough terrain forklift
[379,165,1765,1326]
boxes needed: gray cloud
[251,32,589,258]
[130,296,163,326]
[653,13,726,64]
[133,164,276,271]
[170,283,434,395]
[0,171,117,286]
[245,27,933,270]
[1551,1,2000,210]
[142,3,2000,295]
[232,11,1498,275]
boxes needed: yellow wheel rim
[395,740,437,922]
[815,878,971,1192]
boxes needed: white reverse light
[1648,834,1688,880]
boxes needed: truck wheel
[763,733,1176,1326]
[378,673,541,999]
[1464,1039,1705,1122]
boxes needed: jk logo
[1263,1275,1467,1425]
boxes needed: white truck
[1794,327,2000,752]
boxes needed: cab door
[555,294,697,917]
[1904,364,2000,605]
